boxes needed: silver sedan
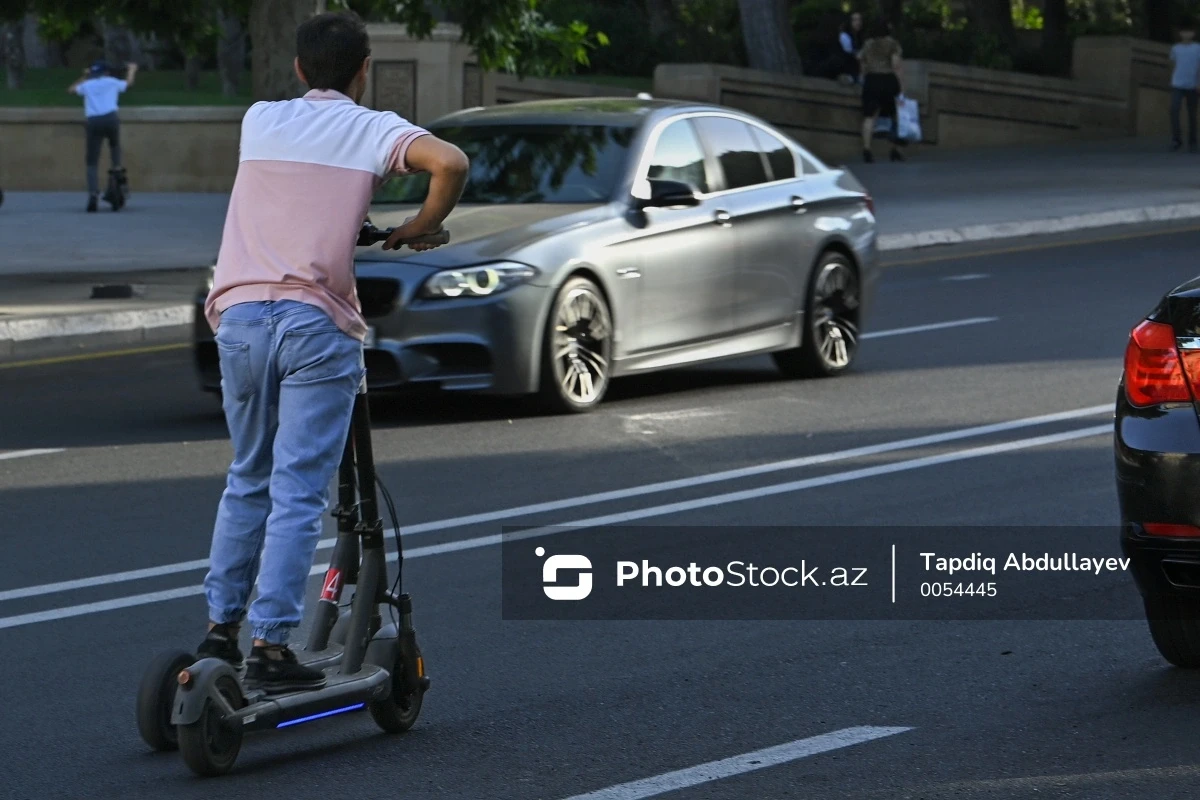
[194,97,879,413]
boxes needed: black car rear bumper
[1115,385,1200,602]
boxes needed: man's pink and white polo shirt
[205,89,429,342]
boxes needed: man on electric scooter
[69,61,137,212]
[197,11,468,694]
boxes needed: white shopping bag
[896,95,922,142]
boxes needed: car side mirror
[636,179,701,209]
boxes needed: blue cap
[88,61,107,76]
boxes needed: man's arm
[382,135,469,252]
[123,62,138,89]
[67,68,88,95]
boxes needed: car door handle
[713,210,732,226]
[789,196,808,214]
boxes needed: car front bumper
[193,269,551,397]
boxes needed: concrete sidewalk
[2,136,1199,361]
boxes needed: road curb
[876,201,1200,251]
[0,305,194,362]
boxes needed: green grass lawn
[0,68,252,107]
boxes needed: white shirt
[75,76,127,118]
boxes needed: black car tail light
[1124,319,1192,406]
[1144,523,1200,537]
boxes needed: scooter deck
[232,663,392,733]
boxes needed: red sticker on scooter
[320,568,342,601]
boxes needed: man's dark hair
[296,11,371,93]
[868,18,891,39]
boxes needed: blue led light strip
[276,703,365,728]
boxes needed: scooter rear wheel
[178,674,244,776]
[369,644,425,733]
[136,649,195,751]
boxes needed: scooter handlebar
[357,223,450,248]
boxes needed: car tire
[1144,597,1200,667]
[534,275,613,414]
[773,250,860,379]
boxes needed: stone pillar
[363,23,477,125]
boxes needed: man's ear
[294,57,307,87]
[360,56,371,83]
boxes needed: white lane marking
[0,448,65,461]
[0,423,1109,630]
[941,274,990,282]
[0,404,1110,604]
[860,317,997,339]
[621,408,728,436]
[557,726,913,800]
[402,424,1111,559]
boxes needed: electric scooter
[135,222,450,777]
[103,167,128,211]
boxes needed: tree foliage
[1,0,606,80]
[334,0,608,78]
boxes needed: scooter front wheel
[178,674,244,776]
[136,649,195,751]
[369,644,426,733]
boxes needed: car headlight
[420,262,538,299]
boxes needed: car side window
[749,126,797,181]
[645,120,710,194]
[693,116,769,190]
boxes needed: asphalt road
[3,228,1200,799]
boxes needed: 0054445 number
[920,582,996,597]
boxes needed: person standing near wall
[68,61,137,211]
[857,19,904,163]
[1169,21,1200,152]
[839,11,864,84]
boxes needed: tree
[966,0,1016,45]
[217,3,247,96]
[737,0,802,74]
[1041,0,1069,73]
[248,0,607,101]
[4,16,24,89]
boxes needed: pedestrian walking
[1170,21,1200,152]
[68,61,137,211]
[858,19,905,163]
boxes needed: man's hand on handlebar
[383,215,446,252]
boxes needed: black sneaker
[245,645,326,693]
[196,622,245,668]
[86,196,97,213]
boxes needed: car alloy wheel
[539,276,613,413]
[810,257,860,370]
[772,250,860,379]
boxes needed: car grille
[357,277,402,319]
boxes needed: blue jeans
[204,300,365,645]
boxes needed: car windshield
[373,123,637,205]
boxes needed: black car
[1115,275,1200,666]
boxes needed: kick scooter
[135,223,450,777]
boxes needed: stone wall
[0,106,243,192]
[653,36,1159,164]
